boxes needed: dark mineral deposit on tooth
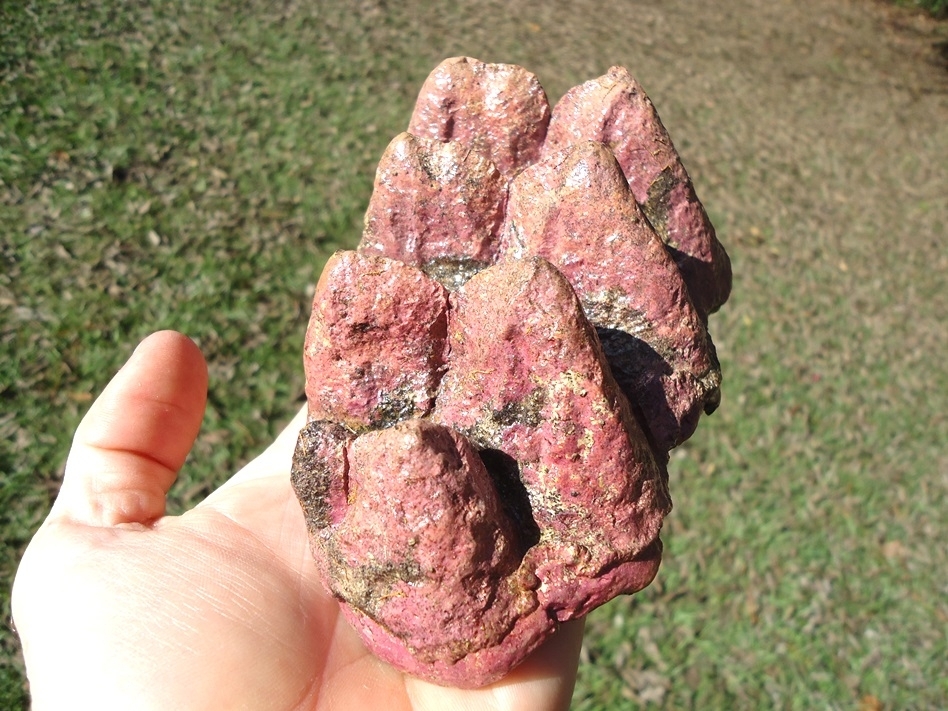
[542,66,731,318]
[502,141,721,451]
[291,58,732,690]
[303,251,449,430]
[408,56,551,179]
[290,420,354,536]
[358,132,507,290]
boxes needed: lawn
[2,0,947,708]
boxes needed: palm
[13,332,582,710]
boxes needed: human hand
[12,330,584,710]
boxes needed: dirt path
[388,0,948,266]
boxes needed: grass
[2,0,947,708]
[907,0,948,17]
[1,1,414,703]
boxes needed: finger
[404,618,586,711]
[51,330,208,528]
[490,617,586,710]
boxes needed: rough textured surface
[303,251,449,430]
[502,141,721,451]
[292,59,731,689]
[542,66,732,319]
[433,258,670,617]
[291,418,551,686]
[293,254,670,687]
[359,132,506,289]
[408,56,551,179]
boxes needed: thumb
[50,330,208,528]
